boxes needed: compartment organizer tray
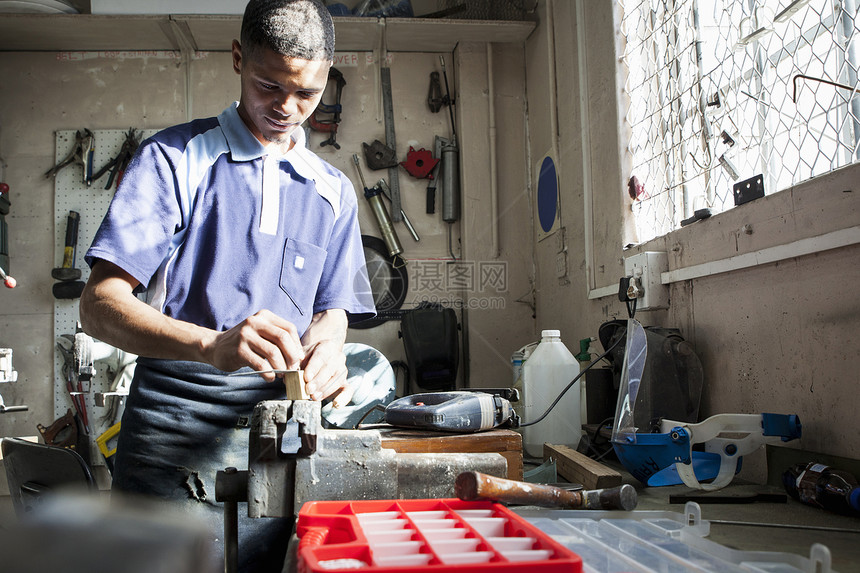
[296,499,583,572]
[514,503,836,573]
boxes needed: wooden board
[283,370,309,401]
[378,427,523,481]
[543,443,622,490]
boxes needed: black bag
[399,304,459,392]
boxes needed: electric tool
[384,390,519,433]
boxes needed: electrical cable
[580,416,616,461]
[519,333,625,427]
[447,222,458,260]
[355,404,387,429]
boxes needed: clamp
[45,129,95,185]
[308,68,346,149]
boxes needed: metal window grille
[620,0,860,243]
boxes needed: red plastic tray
[296,498,583,572]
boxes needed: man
[79,1,375,570]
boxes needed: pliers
[91,128,140,189]
[45,129,95,185]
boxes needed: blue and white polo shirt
[86,103,375,336]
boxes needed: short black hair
[241,0,335,61]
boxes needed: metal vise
[215,399,508,571]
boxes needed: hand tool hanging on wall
[0,348,26,413]
[427,70,449,113]
[37,407,92,466]
[399,146,439,179]
[309,67,346,150]
[362,139,398,170]
[352,154,404,262]
[56,334,90,436]
[37,409,80,448]
[425,56,460,222]
[380,59,402,222]
[0,177,16,288]
[437,55,460,225]
[44,129,95,186]
[426,153,440,214]
[376,178,419,242]
[91,128,140,190]
[52,210,86,299]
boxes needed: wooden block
[544,443,622,490]
[282,370,309,400]
[379,427,523,481]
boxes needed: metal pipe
[838,0,860,160]
[577,0,598,294]
[487,43,500,259]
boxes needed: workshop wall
[0,51,237,440]
[0,41,536,440]
[525,0,860,481]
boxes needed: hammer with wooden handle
[455,471,638,511]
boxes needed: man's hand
[300,309,350,406]
[81,261,309,381]
[202,309,305,382]
[81,260,350,394]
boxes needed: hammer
[52,210,86,299]
[455,471,638,511]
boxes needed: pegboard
[52,128,157,465]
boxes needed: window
[620,0,860,243]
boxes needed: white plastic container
[521,330,581,458]
[510,342,536,427]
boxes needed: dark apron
[112,358,292,573]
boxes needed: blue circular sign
[537,156,558,233]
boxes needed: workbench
[281,458,860,572]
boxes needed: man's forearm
[79,269,213,362]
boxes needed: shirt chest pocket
[280,238,327,316]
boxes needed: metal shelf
[0,14,535,52]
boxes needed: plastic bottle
[521,330,581,458]
[511,350,525,423]
[576,337,595,425]
[782,462,860,515]
[510,343,537,433]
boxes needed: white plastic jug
[510,342,537,429]
[521,330,581,458]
